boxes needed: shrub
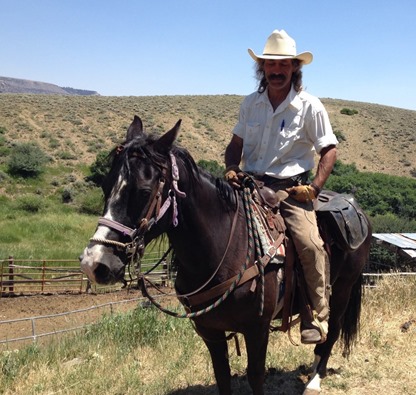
[87,150,112,186]
[57,151,76,160]
[333,129,346,142]
[326,162,416,220]
[197,159,225,178]
[15,194,46,213]
[340,108,358,116]
[0,170,9,182]
[78,188,104,215]
[61,188,74,203]
[370,213,416,233]
[7,143,49,178]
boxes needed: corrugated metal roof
[372,233,416,258]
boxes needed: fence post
[0,259,3,296]
[41,260,46,293]
[8,256,14,295]
[31,318,37,344]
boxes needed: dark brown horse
[80,116,372,395]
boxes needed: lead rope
[242,185,264,316]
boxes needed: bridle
[89,152,186,265]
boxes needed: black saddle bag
[314,190,369,251]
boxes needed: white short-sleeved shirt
[232,86,338,179]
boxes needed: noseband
[90,152,186,263]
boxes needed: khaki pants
[279,193,329,326]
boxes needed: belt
[251,171,310,190]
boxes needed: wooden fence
[2,254,414,297]
[0,252,174,297]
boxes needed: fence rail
[1,253,174,297]
[0,297,147,348]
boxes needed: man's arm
[287,145,337,202]
[312,145,337,191]
[225,134,243,169]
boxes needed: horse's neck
[169,178,243,287]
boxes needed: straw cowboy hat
[248,29,313,65]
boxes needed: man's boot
[300,310,328,344]
[298,264,329,344]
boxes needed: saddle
[253,181,369,252]
[251,183,370,334]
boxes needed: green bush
[340,108,358,116]
[326,161,416,220]
[333,129,346,142]
[0,170,9,182]
[61,188,74,203]
[7,143,49,178]
[370,213,416,233]
[78,188,104,215]
[15,194,46,213]
[197,159,225,178]
[87,150,112,186]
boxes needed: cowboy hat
[248,29,313,65]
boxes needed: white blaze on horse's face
[80,174,128,282]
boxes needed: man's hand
[224,166,244,189]
[286,185,317,203]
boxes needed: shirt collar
[255,85,303,113]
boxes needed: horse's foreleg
[198,328,232,395]
[243,324,270,395]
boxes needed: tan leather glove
[286,185,317,203]
[224,166,244,189]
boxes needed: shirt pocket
[244,122,261,149]
[276,116,303,150]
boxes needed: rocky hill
[0,76,99,96]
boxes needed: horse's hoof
[303,389,321,395]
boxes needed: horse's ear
[126,115,144,142]
[155,120,181,152]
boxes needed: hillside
[0,76,99,96]
[0,94,414,179]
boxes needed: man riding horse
[224,29,338,344]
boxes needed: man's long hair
[255,59,303,93]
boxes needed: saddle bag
[314,190,369,251]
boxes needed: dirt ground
[0,289,147,349]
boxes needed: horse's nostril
[95,263,111,284]
[79,254,84,262]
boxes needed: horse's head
[80,115,186,285]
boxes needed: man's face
[263,59,297,92]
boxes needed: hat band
[263,53,295,56]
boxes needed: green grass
[0,207,97,260]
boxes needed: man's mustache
[268,73,286,81]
